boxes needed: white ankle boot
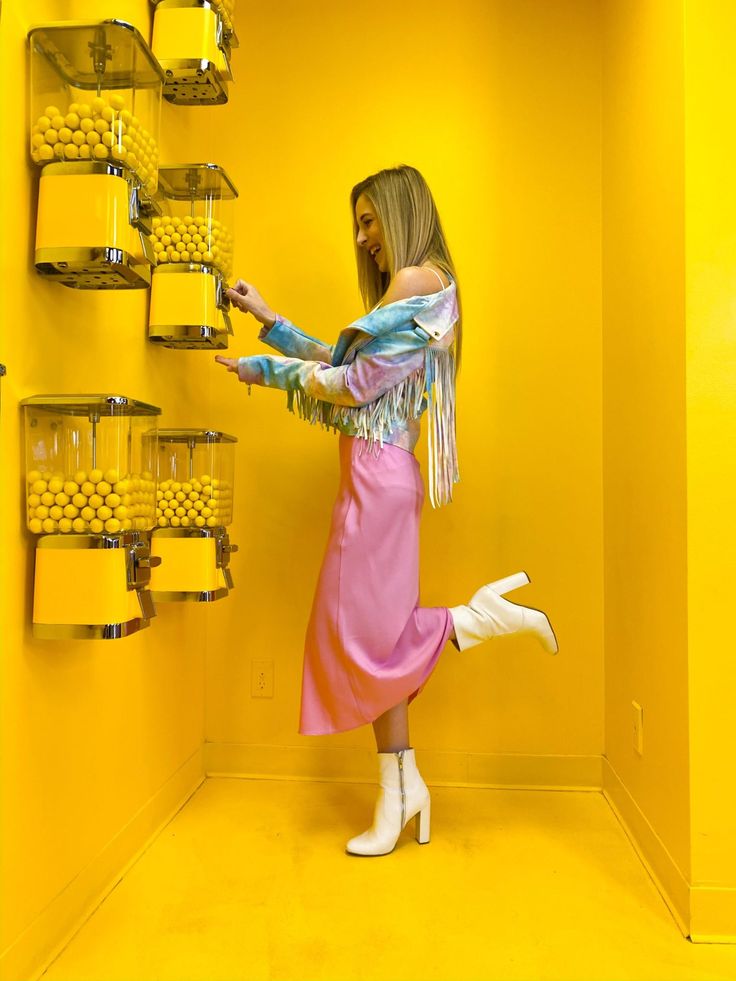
[449,570,559,655]
[346,748,431,856]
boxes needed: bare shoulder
[381,265,447,305]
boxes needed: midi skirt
[298,432,455,735]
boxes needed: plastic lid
[28,20,164,89]
[157,165,238,200]
[20,395,162,416]
[156,429,237,443]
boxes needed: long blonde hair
[350,165,463,373]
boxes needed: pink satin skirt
[298,433,454,735]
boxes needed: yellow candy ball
[63,504,79,519]
[48,477,63,494]
[44,128,58,144]
[106,493,121,508]
[72,130,87,146]
[88,494,104,509]
[65,112,80,129]
[89,518,104,533]
[55,492,70,506]
[97,505,112,521]
[29,518,43,534]
[80,117,94,133]
[194,516,206,527]
[28,494,41,508]
[91,96,106,115]
[37,115,51,132]
[86,131,101,146]
[40,491,54,506]
[51,114,65,130]
[101,106,115,123]
[113,505,127,520]
[77,104,92,120]
[35,505,49,519]
[170,516,181,527]
[37,145,54,160]
[109,94,125,111]
[64,144,79,159]
[42,518,58,533]
[78,145,92,159]
[96,480,112,497]
[93,144,109,159]
[72,493,87,508]
[81,506,95,521]
[89,469,103,483]
[58,518,73,533]
[49,505,63,520]
[72,518,87,533]
[104,518,121,533]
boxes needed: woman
[215,165,558,857]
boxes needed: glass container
[29,20,164,202]
[151,164,236,282]
[152,430,236,529]
[22,395,161,535]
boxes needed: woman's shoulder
[378,265,450,309]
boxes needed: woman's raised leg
[372,698,409,752]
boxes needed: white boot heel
[415,801,431,844]
[488,570,530,595]
[450,571,559,655]
[346,748,431,856]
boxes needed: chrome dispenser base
[161,59,229,104]
[147,324,230,349]
[35,247,152,289]
[32,618,152,641]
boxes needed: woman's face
[355,193,387,273]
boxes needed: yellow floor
[39,778,736,981]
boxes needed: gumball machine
[21,395,162,639]
[28,20,164,288]
[148,164,237,348]
[148,430,238,602]
[151,0,238,105]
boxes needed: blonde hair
[350,164,463,373]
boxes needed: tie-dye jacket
[236,281,460,506]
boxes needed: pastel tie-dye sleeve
[258,315,333,363]
[237,344,426,407]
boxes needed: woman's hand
[225,279,277,328]
[214,355,239,373]
[214,354,261,386]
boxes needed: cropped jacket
[236,281,460,507]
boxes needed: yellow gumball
[91,96,106,115]
[29,518,43,534]
[93,144,109,160]
[104,518,121,533]
[109,94,125,111]
[64,144,80,159]
[88,494,103,509]
[63,504,79,519]
[65,112,80,129]
[51,114,65,130]
[97,506,112,521]
[72,130,87,146]
[89,469,103,483]
[58,518,73,533]
[86,130,100,146]
[72,518,87,533]
[49,506,63,520]
[37,145,54,161]
[89,518,104,533]
[42,518,58,533]
[78,144,92,159]
[96,480,112,497]
[81,506,95,521]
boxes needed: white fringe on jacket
[283,344,460,509]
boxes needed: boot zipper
[397,750,406,832]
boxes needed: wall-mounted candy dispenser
[148,164,237,348]
[21,395,162,639]
[148,430,238,602]
[28,20,164,288]
[151,0,238,105]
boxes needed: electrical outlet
[251,660,274,698]
[632,701,643,756]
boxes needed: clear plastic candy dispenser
[148,429,239,602]
[21,394,162,639]
[151,0,239,105]
[29,20,164,288]
[148,164,238,348]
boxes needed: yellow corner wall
[601,0,690,902]
[683,0,736,938]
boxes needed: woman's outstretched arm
[226,279,333,362]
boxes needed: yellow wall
[203,0,604,775]
[0,2,215,976]
[683,0,736,936]
[601,0,690,897]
